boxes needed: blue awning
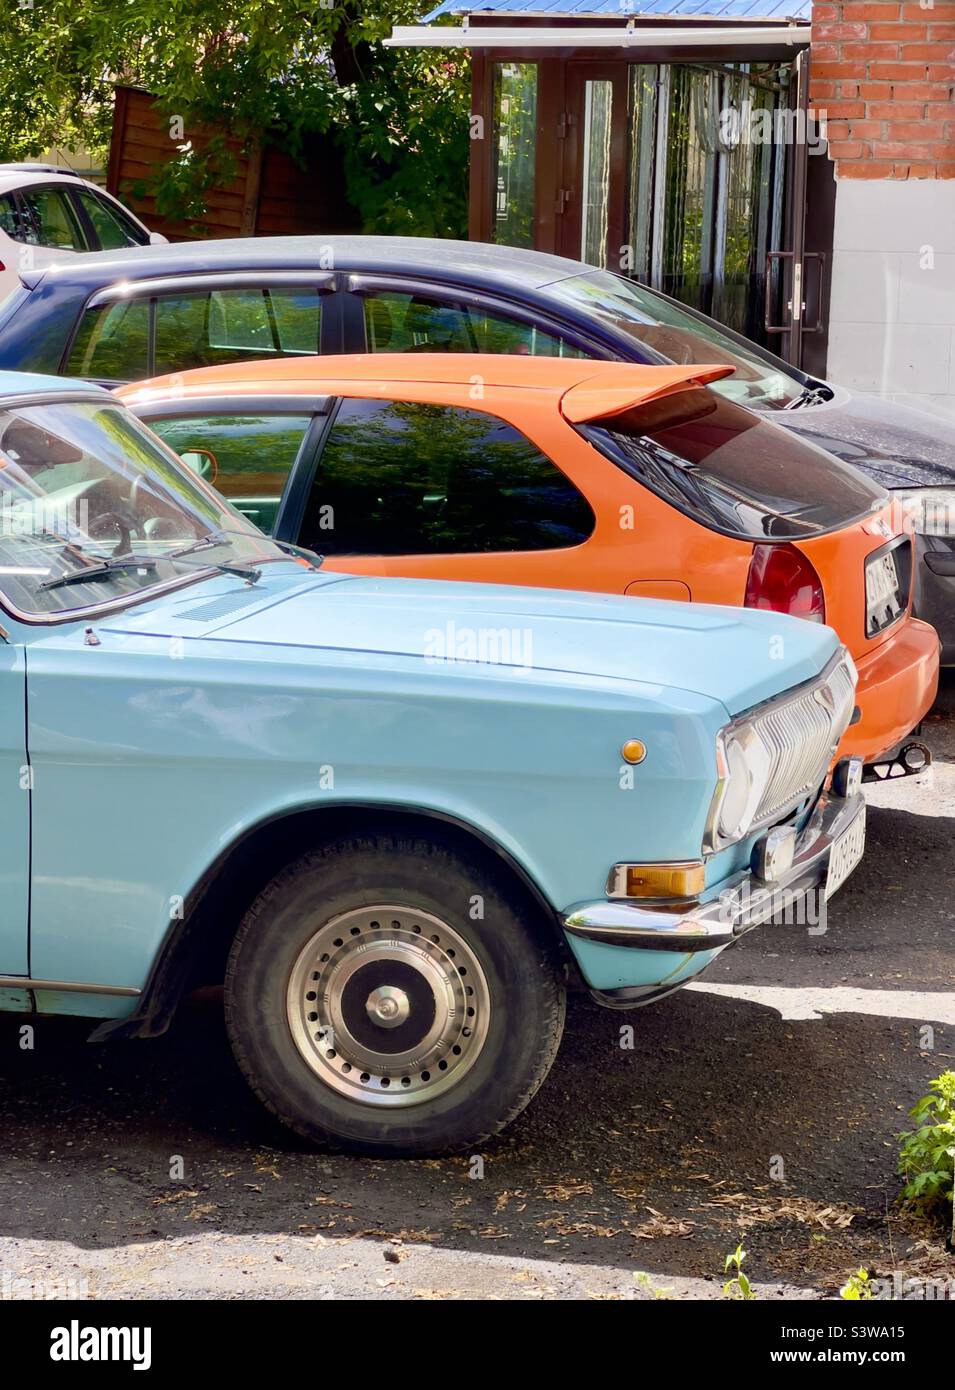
[422,0,811,20]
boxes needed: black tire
[224,833,566,1156]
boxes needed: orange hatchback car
[121,355,940,769]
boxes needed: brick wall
[810,1,955,178]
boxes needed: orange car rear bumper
[839,618,940,764]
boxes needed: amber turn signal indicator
[621,739,647,764]
[607,861,706,899]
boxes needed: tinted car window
[155,287,321,374]
[17,187,88,250]
[580,387,886,541]
[74,189,144,250]
[67,299,150,379]
[65,286,322,382]
[67,299,150,380]
[363,291,584,358]
[0,194,22,238]
[300,398,594,555]
[148,412,313,534]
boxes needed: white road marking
[685,982,955,1024]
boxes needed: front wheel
[224,834,566,1156]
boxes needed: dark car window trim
[66,186,103,252]
[344,274,607,359]
[132,394,333,422]
[273,407,340,543]
[86,272,336,309]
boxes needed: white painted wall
[824,179,955,420]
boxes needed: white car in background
[0,164,165,301]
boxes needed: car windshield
[546,272,807,410]
[0,395,294,617]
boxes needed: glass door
[559,64,629,270]
[623,61,794,350]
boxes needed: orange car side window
[300,397,594,556]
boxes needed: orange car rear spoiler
[559,363,735,425]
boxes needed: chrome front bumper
[563,785,866,953]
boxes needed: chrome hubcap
[286,905,491,1108]
[365,985,410,1029]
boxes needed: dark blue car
[0,234,951,656]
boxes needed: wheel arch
[88,801,566,1043]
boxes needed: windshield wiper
[169,529,323,571]
[39,555,160,592]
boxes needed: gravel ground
[1,677,953,1301]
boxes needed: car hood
[780,388,955,489]
[101,569,841,717]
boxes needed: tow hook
[862,740,932,783]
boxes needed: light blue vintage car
[0,371,867,1154]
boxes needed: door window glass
[17,187,88,250]
[66,299,150,380]
[363,291,583,358]
[156,287,321,373]
[74,189,143,249]
[300,398,594,555]
[0,194,23,239]
[147,413,313,534]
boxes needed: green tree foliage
[0,1,470,236]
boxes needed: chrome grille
[750,652,856,827]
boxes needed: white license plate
[865,553,899,608]
[825,805,867,899]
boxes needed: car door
[0,634,29,976]
[288,394,603,590]
[143,399,329,536]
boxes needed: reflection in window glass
[0,194,22,239]
[626,66,657,283]
[67,300,150,380]
[18,188,87,250]
[75,190,138,250]
[714,74,779,339]
[580,80,613,269]
[155,287,321,374]
[492,63,537,248]
[547,272,803,408]
[662,68,719,313]
[362,291,583,358]
[300,398,594,556]
[623,62,791,346]
[148,413,312,535]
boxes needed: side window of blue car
[299,397,595,556]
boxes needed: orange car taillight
[744,544,826,624]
